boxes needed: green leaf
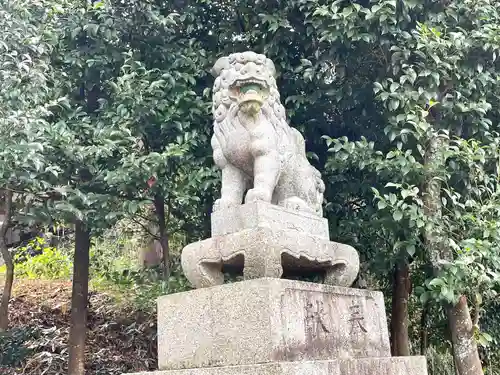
[475,293,483,307]
[128,201,139,214]
[333,142,343,152]
[393,210,403,221]
[441,287,455,303]
[429,278,445,288]
[389,99,400,111]
[414,286,426,295]
[386,151,396,159]
[373,82,383,94]
[389,193,397,205]
[420,292,430,304]
[300,59,312,67]
[406,244,416,256]
[482,332,493,342]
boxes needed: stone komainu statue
[210,51,325,216]
[179,51,359,290]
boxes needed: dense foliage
[1,0,499,374]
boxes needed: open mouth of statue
[233,79,268,115]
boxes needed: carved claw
[245,188,272,203]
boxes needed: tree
[0,0,62,331]
[311,0,500,372]
[100,15,215,278]
[48,0,216,281]
[39,0,214,370]
[26,2,134,372]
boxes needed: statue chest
[221,129,254,173]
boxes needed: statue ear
[211,56,230,77]
[265,58,277,78]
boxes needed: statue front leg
[245,130,280,203]
[212,135,248,210]
[215,164,248,210]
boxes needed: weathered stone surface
[211,201,330,239]
[157,279,390,371]
[210,51,325,217]
[126,357,428,375]
[181,226,359,289]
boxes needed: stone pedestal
[181,202,360,289]
[156,279,390,370]
[210,201,330,238]
[124,279,428,375]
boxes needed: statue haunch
[210,51,325,216]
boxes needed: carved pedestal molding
[181,201,360,289]
[211,200,330,238]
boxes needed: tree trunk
[423,136,483,375]
[153,194,170,280]
[423,137,454,264]
[447,296,483,375]
[0,190,14,331]
[68,220,91,375]
[390,259,411,356]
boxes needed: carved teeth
[234,79,265,88]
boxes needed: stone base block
[181,227,359,289]
[126,357,428,375]
[157,279,390,371]
[211,201,330,239]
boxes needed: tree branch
[130,216,159,240]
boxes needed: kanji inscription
[278,288,390,360]
[305,300,331,336]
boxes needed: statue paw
[245,188,272,203]
[213,198,237,211]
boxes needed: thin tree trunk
[423,136,483,375]
[390,258,411,356]
[423,137,454,264]
[68,220,91,375]
[0,190,14,331]
[447,296,483,375]
[420,301,429,355]
[153,194,170,280]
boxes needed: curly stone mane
[211,52,305,157]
